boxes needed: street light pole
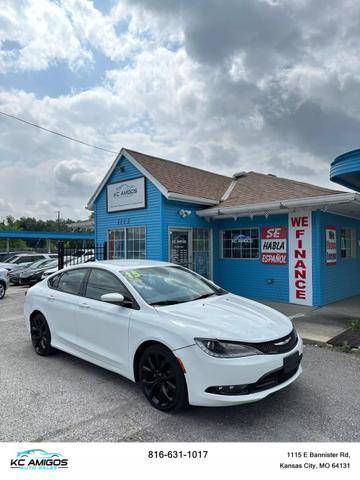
[55,211,60,232]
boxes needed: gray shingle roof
[126,149,232,201]
[216,171,343,208]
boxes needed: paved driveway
[1,286,359,442]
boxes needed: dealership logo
[113,183,138,198]
[232,234,252,243]
[274,336,291,346]
[10,449,68,471]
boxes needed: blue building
[87,148,360,307]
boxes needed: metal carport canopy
[0,230,94,240]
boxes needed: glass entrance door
[169,229,192,270]
[169,228,212,279]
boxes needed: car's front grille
[242,329,298,355]
[205,353,302,396]
[250,354,302,393]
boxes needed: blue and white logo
[232,233,252,243]
[113,183,137,197]
[10,449,68,470]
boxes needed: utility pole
[55,211,60,232]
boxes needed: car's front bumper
[19,275,40,285]
[175,336,303,407]
[9,275,20,284]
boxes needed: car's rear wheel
[139,344,188,412]
[30,313,55,356]
[0,282,5,299]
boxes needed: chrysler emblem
[274,336,291,346]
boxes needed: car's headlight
[194,338,261,358]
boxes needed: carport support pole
[6,237,9,252]
[47,238,51,253]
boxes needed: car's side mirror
[101,293,125,304]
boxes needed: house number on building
[117,218,131,225]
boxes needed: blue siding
[214,214,289,302]
[318,212,360,304]
[312,210,322,306]
[94,155,163,260]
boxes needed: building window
[193,228,211,278]
[221,228,259,259]
[340,228,356,258]
[108,227,146,260]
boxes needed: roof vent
[232,171,247,180]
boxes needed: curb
[302,337,330,347]
[302,337,360,354]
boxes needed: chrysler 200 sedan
[24,260,303,412]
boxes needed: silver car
[0,268,9,299]
[0,253,57,272]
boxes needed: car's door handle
[47,294,55,301]
[79,302,90,309]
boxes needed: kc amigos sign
[289,211,313,306]
[107,177,146,213]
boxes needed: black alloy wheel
[139,345,188,412]
[30,313,55,356]
[0,282,5,299]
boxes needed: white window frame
[107,226,146,260]
[220,228,260,260]
[168,226,213,280]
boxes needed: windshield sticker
[124,270,141,279]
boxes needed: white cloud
[0,0,93,72]
[0,198,14,220]
[54,159,99,192]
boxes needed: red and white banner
[261,227,287,264]
[325,227,337,265]
[289,211,313,306]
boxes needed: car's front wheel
[0,282,5,299]
[139,344,188,412]
[30,313,55,356]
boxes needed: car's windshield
[4,255,17,263]
[121,266,227,306]
[0,253,16,262]
[10,256,26,264]
[29,259,53,270]
[43,259,58,269]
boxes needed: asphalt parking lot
[1,286,359,442]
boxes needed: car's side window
[13,257,28,264]
[48,274,61,289]
[57,269,88,295]
[85,269,129,303]
[16,255,43,264]
[31,256,44,262]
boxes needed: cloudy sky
[0,0,358,220]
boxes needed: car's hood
[43,267,57,275]
[21,267,50,276]
[0,262,18,271]
[155,293,293,343]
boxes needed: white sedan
[0,268,9,299]
[24,260,303,411]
